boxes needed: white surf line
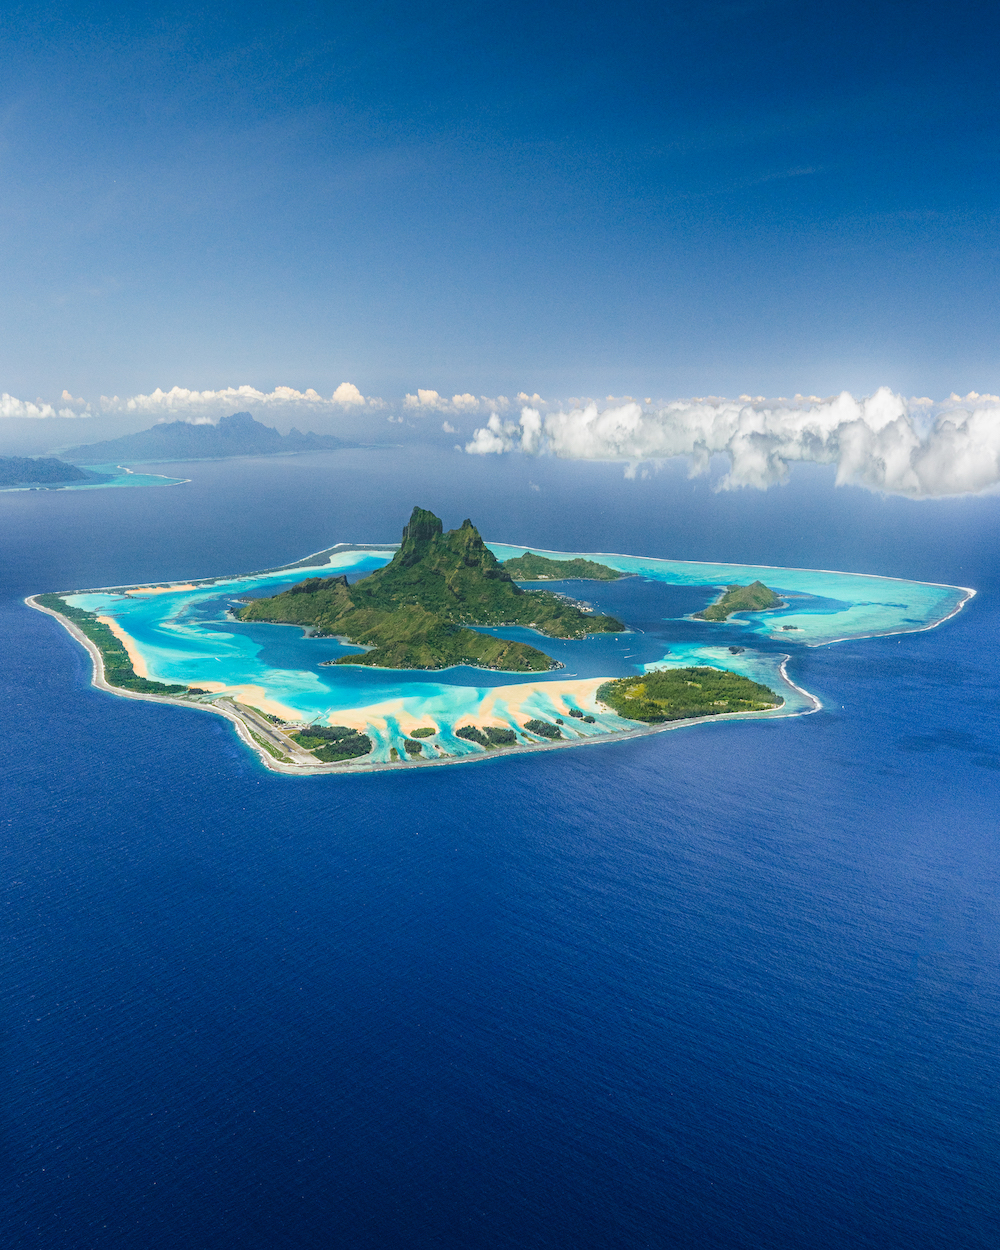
[486,540,977,599]
[778,656,822,712]
[808,585,977,647]
[77,462,192,487]
[487,541,976,647]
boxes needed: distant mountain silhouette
[65,411,354,463]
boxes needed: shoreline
[486,540,978,601]
[26,595,818,777]
[26,537,971,777]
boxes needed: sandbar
[97,615,150,678]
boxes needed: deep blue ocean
[3,448,999,1249]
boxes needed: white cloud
[2,382,383,426]
[105,383,383,419]
[1,393,84,419]
[405,389,446,410]
[442,421,457,434]
[331,382,366,406]
[404,389,513,415]
[465,388,1000,499]
[464,412,523,454]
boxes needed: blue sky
[2,0,999,406]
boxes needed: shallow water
[58,541,966,759]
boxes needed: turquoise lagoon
[64,543,972,764]
[3,463,188,492]
[69,463,188,490]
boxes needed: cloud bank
[5,378,999,498]
[0,384,383,421]
[465,389,1000,499]
[112,383,381,419]
[1,392,84,419]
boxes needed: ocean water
[3,448,999,1248]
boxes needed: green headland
[239,507,626,671]
[502,552,625,581]
[695,580,781,621]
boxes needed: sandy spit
[96,615,151,678]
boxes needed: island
[239,507,626,671]
[695,580,781,621]
[64,410,353,464]
[33,594,188,695]
[502,552,625,581]
[0,456,113,489]
[597,668,782,722]
[28,522,973,774]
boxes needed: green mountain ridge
[239,507,626,671]
[502,552,625,581]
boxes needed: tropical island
[502,552,625,581]
[597,668,782,722]
[239,507,626,671]
[695,580,781,621]
[0,456,113,489]
[64,410,353,464]
[28,516,970,774]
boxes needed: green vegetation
[695,580,781,621]
[240,507,625,671]
[315,736,373,763]
[597,667,781,723]
[35,594,187,695]
[523,719,563,739]
[502,552,624,581]
[248,729,289,761]
[291,724,373,762]
[410,727,436,738]
[455,725,518,748]
[403,738,423,756]
[0,457,112,488]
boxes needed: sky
[2,0,1000,489]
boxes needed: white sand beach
[97,615,151,678]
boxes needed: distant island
[597,668,781,722]
[0,456,113,489]
[695,580,781,621]
[502,552,625,581]
[64,410,353,464]
[239,506,626,670]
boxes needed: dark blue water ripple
[2,449,999,1249]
